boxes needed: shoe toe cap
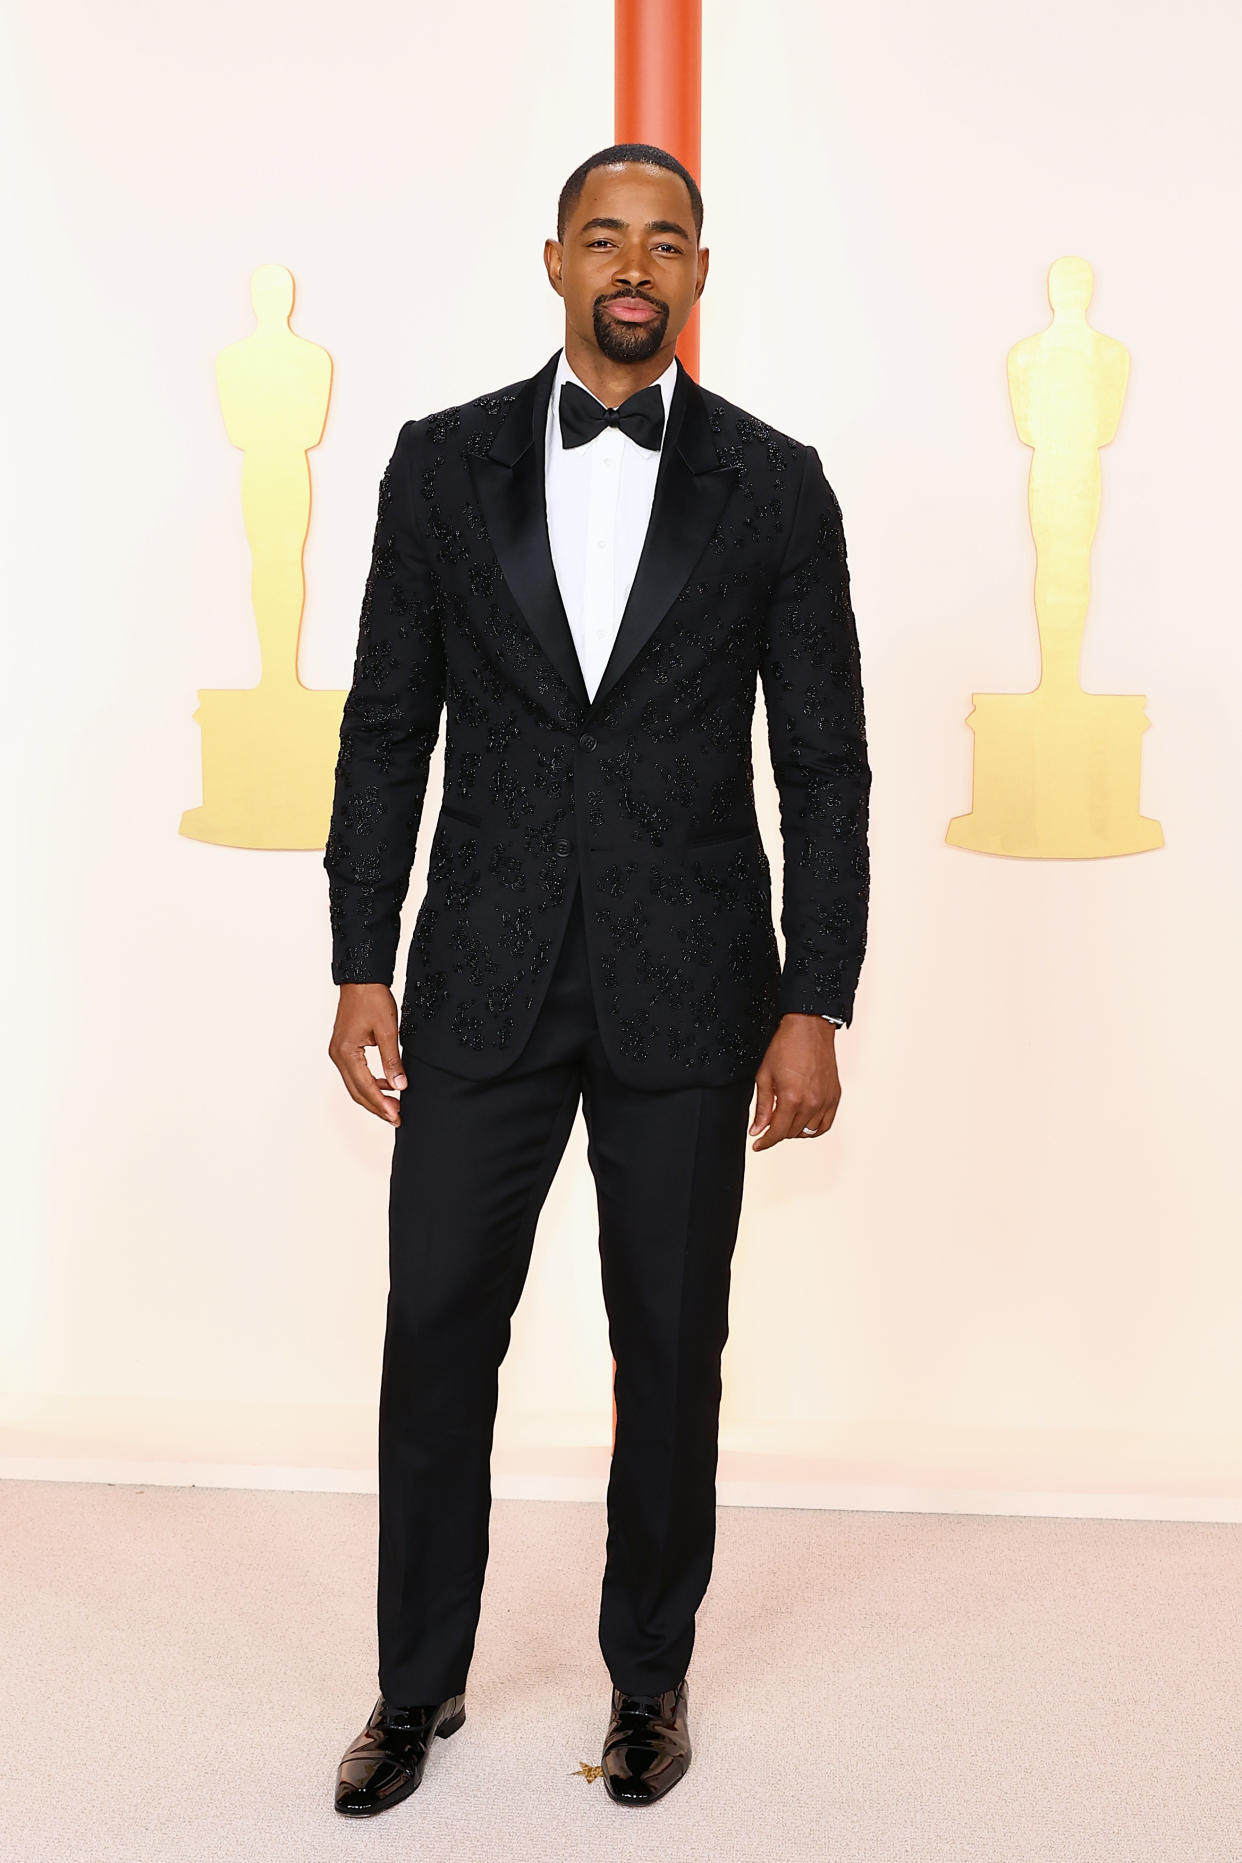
[334,1755,414,1813]
[603,1744,689,1804]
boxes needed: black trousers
[376,874,755,1704]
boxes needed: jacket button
[554,837,571,857]
[578,732,597,751]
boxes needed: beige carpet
[1,1480,1238,1860]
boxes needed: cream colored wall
[3,0,1240,1509]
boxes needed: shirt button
[579,732,597,751]
[554,837,571,858]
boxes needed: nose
[612,248,653,292]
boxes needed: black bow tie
[558,378,665,452]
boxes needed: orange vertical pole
[609,2,703,1448]
[615,0,702,381]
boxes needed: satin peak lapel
[593,357,737,709]
[466,350,588,709]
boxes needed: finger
[814,1098,840,1134]
[376,1034,407,1091]
[752,1092,807,1151]
[776,1098,812,1146]
[749,1076,776,1136]
[802,1082,845,1136]
[338,1047,402,1124]
[339,1063,397,1123]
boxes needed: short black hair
[557,143,703,244]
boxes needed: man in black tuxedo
[325,142,870,1815]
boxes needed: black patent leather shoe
[334,1692,466,1816]
[601,1676,691,1806]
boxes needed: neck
[562,332,676,406]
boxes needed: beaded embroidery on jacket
[324,354,870,1088]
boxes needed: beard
[592,296,669,364]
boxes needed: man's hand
[750,1014,842,1151]
[329,984,407,1126]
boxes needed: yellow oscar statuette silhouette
[946,256,1163,857]
[180,264,345,849]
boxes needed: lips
[605,298,660,322]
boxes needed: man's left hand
[749,1015,842,1151]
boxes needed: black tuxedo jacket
[324,347,870,1088]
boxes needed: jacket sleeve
[323,419,447,986]
[760,442,871,1026]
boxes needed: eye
[586,238,683,254]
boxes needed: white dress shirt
[544,344,677,701]
[542,346,843,1030]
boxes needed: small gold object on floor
[573,1760,604,1783]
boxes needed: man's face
[547,161,707,366]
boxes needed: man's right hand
[329,984,407,1126]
